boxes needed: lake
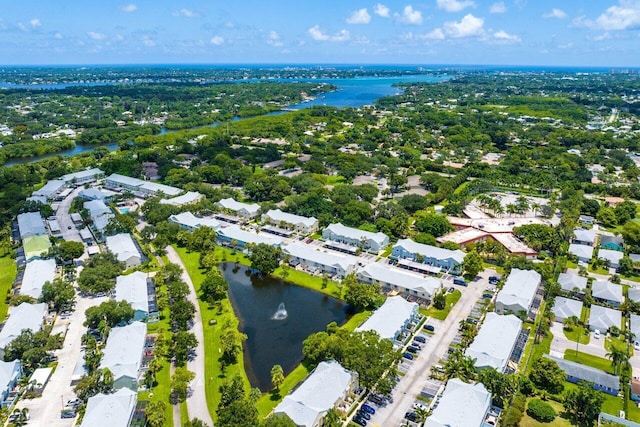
[220,263,348,391]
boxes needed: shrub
[527,398,556,423]
[501,407,523,427]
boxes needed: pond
[220,263,348,391]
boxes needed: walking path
[165,246,214,426]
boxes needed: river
[3,73,450,167]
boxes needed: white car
[594,329,601,339]
[634,341,640,351]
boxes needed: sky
[1,1,640,66]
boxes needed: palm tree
[506,203,518,217]
[443,349,477,383]
[531,202,541,217]
[323,408,342,427]
[563,316,578,332]
[606,347,630,375]
[414,406,429,423]
[270,364,285,392]
[12,408,29,427]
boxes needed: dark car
[361,404,376,414]
[453,277,467,286]
[406,346,418,354]
[358,410,371,420]
[68,225,72,229]
[414,335,427,343]
[489,276,500,284]
[405,412,418,422]
[61,411,76,419]
[353,416,367,426]
[424,324,435,332]
[402,352,414,360]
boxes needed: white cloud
[54,32,63,39]
[395,5,423,25]
[120,4,137,13]
[347,8,371,24]
[590,0,640,30]
[437,0,474,13]
[30,18,41,28]
[490,1,506,13]
[307,25,350,41]
[87,31,106,40]
[542,8,567,19]
[374,3,390,18]
[425,28,446,39]
[589,32,612,41]
[443,13,484,37]
[210,36,225,45]
[114,34,124,42]
[558,42,574,49]
[141,36,155,47]
[174,8,197,18]
[17,23,28,32]
[268,31,283,47]
[493,30,521,43]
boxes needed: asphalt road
[55,187,83,243]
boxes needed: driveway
[165,246,214,427]
[366,270,493,426]
[55,187,83,243]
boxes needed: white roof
[60,168,104,183]
[573,228,597,244]
[169,212,221,231]
[598,249,624,264]
[0,302,48,349]
[0,360,21,394]
[115,272,149,314]
[106,173,181,196]
[84,199,112,218]
[80,388,137,427]
[496,268,541,313]
[79,188,117,201]
[465,312,522,372]
[324,223,388,246]
[568,243,594,260]
[99,321,146,383]
[107,173,142,187]
[160,191,203,206]
[557,273,588,293]
[17,212,46,239]
[265,209,318,228]
[357,263,441,297]
[216,198,261,215]
[552,297,583,321]
[105,233,141,264]
[592,280,623,304]
[21,258,56,299]
[394,239,465,264]
[28,366,53,388]
[355,296,418,340]
[219,225,281,246]
[630,314,640,339]
[589,305,621,331]
[33,180,65,198]
[283,242,358,273]
[275,360,355,427]
[425,378,491,427]
[628,287,640,303]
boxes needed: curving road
[165,246,214,427]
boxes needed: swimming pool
[118,207,130,214]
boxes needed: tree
[104,214,137,235]
[170,299,196,331]
[184,419,209,427]
[564,381,604,427]
[217,375,260,427]
[84,300,135,329]
[619,255,634,276]
[433,290,446,310]
[220,321,248,363]
[11,408,29,427]
[477,368,519,408]
[463,251,483,279]
[77,251,124,294]
[171,367,195,402]
[413,212,452,237]
[528,357,565,394]
[442,349,476,383]
[270,364,285,392]
[322,408,342,427]
[173,331,198,367]
[263,414,297,426]
[615,200,637,225]
[343,275,380,312]
[200,271,229,303]
[606,347,630,375]
[249,243,281,275]
[56,240,85,263]
[597,207,617,228]
[526,398,556,423]
[562,316,578,332]
[398,194,427,214]
[145,401,167,427]
[40,279,76,312]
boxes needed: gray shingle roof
[552,297,583,322]
[425,379,491,427]
[589,305,621,331]
[80,388,137,427]
[557,273,588,293]
[465,312,522,372]
[592,280,623,304]
[394,239,465,264]
[545,354,619,391]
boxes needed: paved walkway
[165,246,214,427]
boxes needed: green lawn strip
[588,264,610,275]
[174,246,251,421]
[273,266,343,299]
[519,399,572,427]
[180,401,189,426]
[380,246,393,258]
[138,358,173,427]
[0,255,16,320]
[423,290,461,320]
[256,363,310,417]
[563,349,613,373]
[523,330,552,372]
[563,325,590,344]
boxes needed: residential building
[168,212,222,232]
[0,360,21,407]
[105,173,182,198]
[22,235,52,261]
[263,209,319,235]
[579,215,595,225]
[80,388,137,427]
[282,242,358,279]
[355,296,419,343]
[465,312,522,372]
[424,378,491,427]
[552,297,583,323]
[322,223,389,252]
[160,191,204,207]
[598,249,624,269]
[568,244,594,263]
[217,225,282,248]
[21,258,56,299]
[32,180,65,201]
[60,168,104,186]
[115,272,150,321]
[78,188,118,203]
[588,305,621,332]
[84,199,114,235]
[99,321,147,391]
[274,360,358,427]
[392,239,465,274]
[591,280,623,307]
[215,198,261,219]
[545,355,619,395]
[600,235,624,252]
[17,212,46,240]
[356,263,442,301]
[0,303,48,358]
[105,234,143,269]
[573,229,597,246]
[629,288,640,304]
[631,314,640,341]
[557,272,588,295]
[495,269,541,316]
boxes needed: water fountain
[272,302,288,320]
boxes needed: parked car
[358,410,371,420]
[411,342,422,349]
[408,345,421,353]
[447,287,454,293]
[361,404,376,414]
[61,411,76,419]
[453,277,467,286]
[424,324,435,332]
[489,276,500,284]
[66,398,81,407]
[405,412,418,422]
[403,352,414,360]
[406,346,418,354]
[594,329,601,339]
[353,415,367,426]
[414,335,426,343]
[635,341,640,351]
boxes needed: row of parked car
[352,403,376,426]
[403,335,426,360]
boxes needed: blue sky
[1,1,639,66]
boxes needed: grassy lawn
[563,349,613,374]
[423,290,461,321]
[180,401,189,426]
[523,330,552,372]
[563,325,590,344]
[273,266,343,299]
[380,246,393,258]
[324,175,347,185]
[520,399,572,427]
[588,264,610,275]
[175,246,251,421]
[0,255,16,321]
[138,358,173,427]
